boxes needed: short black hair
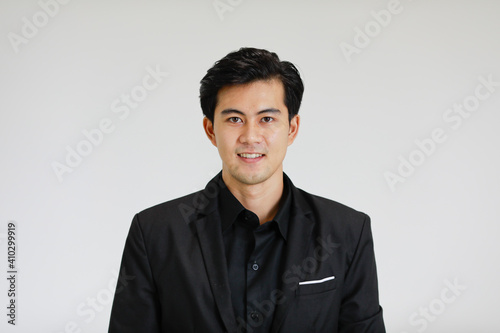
[199,47,304,123]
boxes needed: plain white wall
[1,0,499,332]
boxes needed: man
[109,47,385,332]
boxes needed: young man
[109,48,385,332]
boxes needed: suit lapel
[192,173,316,333]
[193,175,237,332]
[271,184,315,332]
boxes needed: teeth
[239,153,263,159]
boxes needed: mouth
[238,153,264,159]
[237,153,265,163]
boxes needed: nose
[239,121,263,145]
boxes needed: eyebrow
[220,108,281,116]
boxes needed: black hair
[199,47,304,123]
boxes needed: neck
[222,169,284,224]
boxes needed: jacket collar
[218,172,292,240]
[192,172,315,333]
[191,173,237,332]
[271,173,315,332]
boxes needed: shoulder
[295,187,368,221]
[131,190,207,234]
[293,187,371,237]
[285,173,368,225]
[293,187,375,263]
[139,190,201,217]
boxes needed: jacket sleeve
[338,214,385,333]
[108,214,162,333]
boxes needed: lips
[237,152,265,164]
[238,153,264,159]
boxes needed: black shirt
[219,175,291,333]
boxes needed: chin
[238,176,267,186]
[233,172,270,186]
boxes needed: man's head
[200,47,304,123]
[200,48,304,188]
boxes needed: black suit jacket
[109,173,385,332]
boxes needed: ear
[203,117,217,147]
[287,115,300,146]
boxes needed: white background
[1,0,499,332]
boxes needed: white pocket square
[298,275,335,285]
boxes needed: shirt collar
[219,176,245,232]
[218,173,292,241]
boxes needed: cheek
[215,131,234,154]
[267,128,289,149]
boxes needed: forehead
[215,79,286,115]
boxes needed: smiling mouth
[238,153,264,159]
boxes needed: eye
[261,117,274,123]
[228,117,242,123]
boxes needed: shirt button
[252,263,259,271]
[250,312,259,321]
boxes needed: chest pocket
[296,276,337,297]
[280,277,339,332]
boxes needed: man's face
[203,78,299,187]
